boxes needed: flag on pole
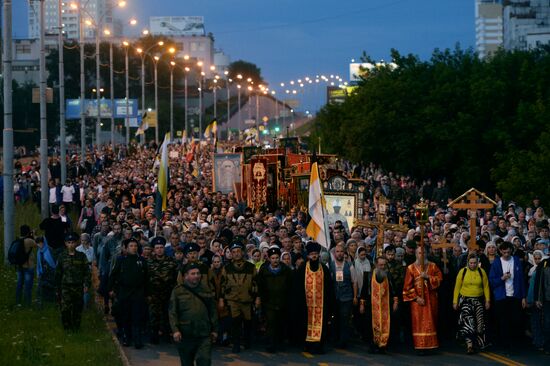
[181,129,187,144]
[155,133,170,219]
[306,162,330,249]
[204,119,217,138]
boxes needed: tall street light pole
[58,0,67,183]
[184,66,189,141]
[105,30,115,147]
[39,0,49,219]
[95,20,101,147]
[123,41,130,146]
[225,71,230,141]
[153,55,159,144]
[139,49,146,145]
[237,84,242,140]
[170,61,175,141]
[3,0,15,262]
[77,1,85,163]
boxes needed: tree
[312,46,550,206]
[227,60,263,85]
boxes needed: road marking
[302,352,314,359]
[479,352,526,366]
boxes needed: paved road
[122,338,548,366]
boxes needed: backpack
[8,238,30,266]
[461,266,484,282]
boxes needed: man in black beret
[178,243,210,290]
[169,261,218,366]
[256,246,293,353]
[55,232,91,330]
[219,240,258,353]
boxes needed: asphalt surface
[121,336,548,366]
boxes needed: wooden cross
[355,219,409,257]
[431,236,455,274]
[448,188,495,251]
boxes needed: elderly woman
[527,250,546,350]
[453,253,490,354]
[484,242,498,265]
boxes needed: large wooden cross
[448,188,496,251]
[355,196,409,257]
[431,236,455,274]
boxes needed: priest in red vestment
[403,246,443,353]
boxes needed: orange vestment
[305,261,324,343]
[371,274,391,347]
[403,262,443,350]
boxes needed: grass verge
[0,203,123,366]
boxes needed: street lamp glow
[280,82,285,87]
[224,70,229,75]
[248,86,253,91]
[154,55,160,61]
[215,75,220,79]
[197,61,203,67]
[136,47,143,53]
[69,2,78,9]
[237,74,243,79]
[201,71,206,76]
[129,19,137,26]
[85,19,93,26]
[271,91,276,95]
[122,41,129,46]
[170,61,176,66]
[210,65,216,71]
[290,80,295,85]
[184,54,190,60]
[103,29,111,36]
[118,1,127,7]
[237,85,242,89]
[184,67,190,72]
[168,47,175,54]
[158,41,164,46]
[247,77,252,83]
[142,29,149,35]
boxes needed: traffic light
[274,126,280,132]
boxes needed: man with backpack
[12,225,37,306]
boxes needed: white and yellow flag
[306,162,330,249]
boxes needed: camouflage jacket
[169,283,218,339]
[147,255,178,291]
[55,250,91,289]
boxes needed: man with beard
[403,246,443,354]
[219,241,258,353]
[360,256,399,353]
[294,241,334,354]
[256,247,293,353]
[147,236,178,344]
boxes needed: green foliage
[227,60,264,85]
[0,204,122,366]
[313,46,550,206]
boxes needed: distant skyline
[12,0,474,112]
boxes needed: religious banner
[249,158,268,211]
[212,153,242,194]
[243,146,262,164]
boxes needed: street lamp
[58,0,67,183]
[153,55,160,144]
[197,61,204,140]
[122,41,130,146]
[184,64,190,141]
[136,40,164,144]
[170,60,176,141]
[104,29,115,147]
[225,70,231,141]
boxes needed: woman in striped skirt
[453,253,491,354]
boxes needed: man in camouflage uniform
[384,244,406,344]
[170,262,218,366]
[55,232,91,331]
[147,236,178,344]
[219,241,258,353]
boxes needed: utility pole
[79,0,86,163]
[95,25,101,147]
[109,40,115,147]
[3,0,14,263]
[58,0,67,183]
[39,0,49,219]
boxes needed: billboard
[149,16,205,36]
[349,62,374,81]
[65,99,139,120]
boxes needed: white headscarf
[354,247,372,294]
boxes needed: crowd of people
[9,140,550,365]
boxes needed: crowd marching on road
[8,140,550,366]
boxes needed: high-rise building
[28,0,118,40]
[503,0,550,51]
[475,0,504,59]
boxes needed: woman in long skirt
[453,253,491,354]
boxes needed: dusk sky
[13,0,474,112]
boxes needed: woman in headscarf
[484,242,498,265]
[354,247,372,340]
[281,251,293,270]
[527,250,546,350]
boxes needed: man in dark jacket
[169,262,218,366]
[256,247,293,353]
[109,238,150,349]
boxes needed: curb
[104,314,132,366]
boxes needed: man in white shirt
[61,179,75,214]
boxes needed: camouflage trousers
[149,291,172,337]
[60,284,84,330]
